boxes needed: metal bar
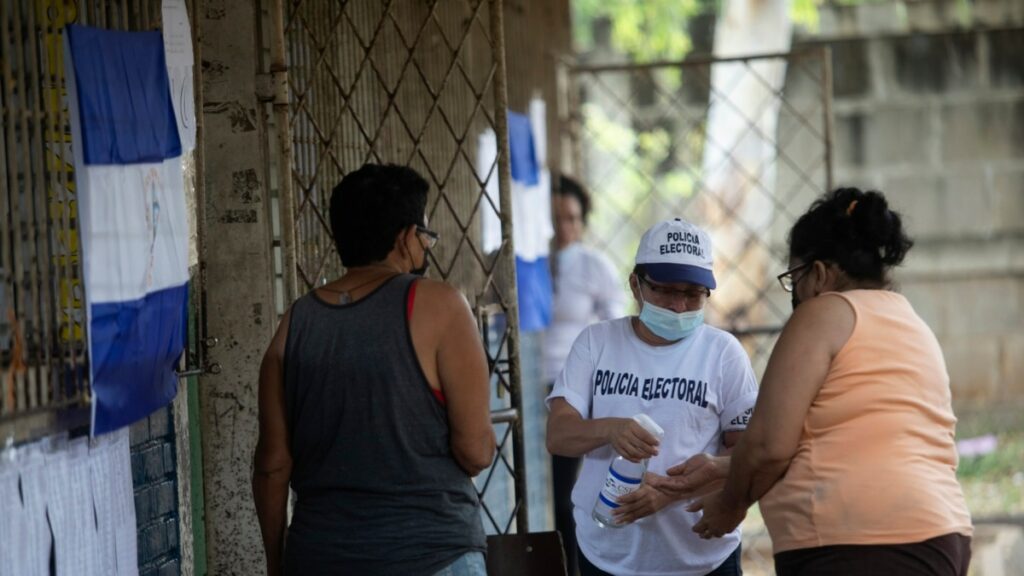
[49,8,85,399]
[49,4,77,403]
[293,9,310,289]
[24,0,56,409]
[10,0,34,410]
[821,46,835,192]
[729,325,786,338]
[0,0,12,416]
[191,0,208,395]
[489,407,518,425]
[566,61,584,179]
[568,47,822,75]
[312,0,326,281]
[795,24,1024,47]
[301,0,318,287]
[270,0,298,304]
[133,0,143,30]
[487,0,527,535]
[38,1,64,398]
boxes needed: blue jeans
[432,551,487,576]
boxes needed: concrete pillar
[197,0,276,574]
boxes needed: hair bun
[789,187,914,283]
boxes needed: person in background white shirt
[547,218,758,576]
[544,175,626,575]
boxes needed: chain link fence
[266,0,528,533]
[566,47,834,572]
[567,47,833,374]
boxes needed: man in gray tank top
[253,164,496,576]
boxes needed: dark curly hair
[789,187,914,284]
[555,174,592,225]
[329,164,429,267]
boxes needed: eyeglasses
[638,275,710,303]
[777,262,812,292]
[416,225,440,249]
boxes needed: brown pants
[775,533,971,576]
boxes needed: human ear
[394,225,416,261]
[812,260,830,296]
[628,274,642,301]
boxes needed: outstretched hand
[646,453,726,500]
[612,473,674,524]
[689,490,747,539]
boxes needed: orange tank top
[759,290,972,554]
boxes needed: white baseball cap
[635,218,716,289]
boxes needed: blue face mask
[638,296,704,341]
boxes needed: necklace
[321,266,400,304]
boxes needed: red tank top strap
[407,279,446,406]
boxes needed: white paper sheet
[90,434,119,576]
[0,432,137,576]
[162,0,196,151]
[111,430,139,576]
[0,468,20,576]
[18,446,53,576]
[47,438,101,576]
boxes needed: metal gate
[566,48,834,572]
[263,0,528,534]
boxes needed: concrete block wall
[786,26,1024,408]
[130,406,181,576]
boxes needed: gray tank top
[283,274,485,575]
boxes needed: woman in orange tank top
[683,188,973,575]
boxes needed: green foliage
[956,432,1024,517]
[573,0,827,62]
[950,408,1024,516]
[790,0,821,32]
[957,433,1024,480]
[573,0,706,62]
[581,102,700,278]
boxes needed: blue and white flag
[477,101,554,332]
[64,25,188,436]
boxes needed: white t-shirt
[547,317,758,576]
[542,243,627,382]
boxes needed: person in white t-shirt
[544,175,627,575]
[546,218,758,576]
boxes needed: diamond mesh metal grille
[275,0,527,533]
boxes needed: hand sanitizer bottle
[592,414,665,528]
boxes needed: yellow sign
[37,0,84,342]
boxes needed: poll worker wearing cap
[546,218,758,576]
[682,188,973,575]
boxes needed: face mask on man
[638,292,704,341]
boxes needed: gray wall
[788,22,1024,407]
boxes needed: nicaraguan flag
[476,104,554,332]
[64,25,188,435]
